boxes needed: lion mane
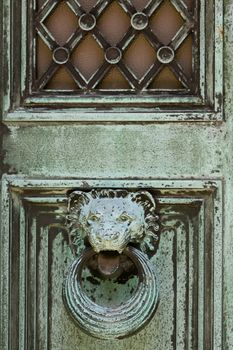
[66,189,160,257]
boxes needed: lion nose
[96,232,119,241]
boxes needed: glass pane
[34,0,198,93]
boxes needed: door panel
[1,0,232,349]
[1,178,222,350]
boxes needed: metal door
[0,0,232,349]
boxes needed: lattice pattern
[34,0,198,93]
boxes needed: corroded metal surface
[64,189,160,338]
[1,0,232,349]
[63,246,159,339]
[0,179,224,349]
[67,189,160,255]
[33,0,197,92]
[1,0,223,119]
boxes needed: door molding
[0,175,223,349]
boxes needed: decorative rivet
[157,46,175,64]
[53,47,70,64]
[131,12,148,30]
[105,47,122,64]
[79,13,96,31]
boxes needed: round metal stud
[157,46,175,64]
[105,47,122,64]
[53,47,70,64]
[63,247,159,340]
[79,13,96,31]
[131,12,148,30]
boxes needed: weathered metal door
[1,0,232,349]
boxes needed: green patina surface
[1,0,233,349]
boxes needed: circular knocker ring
[63,246,159,339]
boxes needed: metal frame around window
[1,0,223,122]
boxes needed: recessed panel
[0,177,223,349]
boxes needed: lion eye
[88,213,100,222]
[118,213,133,222]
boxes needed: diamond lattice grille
[34,0,198,93]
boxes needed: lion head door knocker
[63,189,160,339]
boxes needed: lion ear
[68,191,93,212]
[130,191,156,209]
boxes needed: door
[0,0,232,349]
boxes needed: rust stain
[217,26,224,38]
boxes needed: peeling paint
[1,0,233,349]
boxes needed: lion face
[79,197,146,253]
[67,190,160,257]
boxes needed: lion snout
[99,231,120,241]
[88,230,129,253]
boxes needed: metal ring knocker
[63,190,160,339]
[63,246,158,339]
